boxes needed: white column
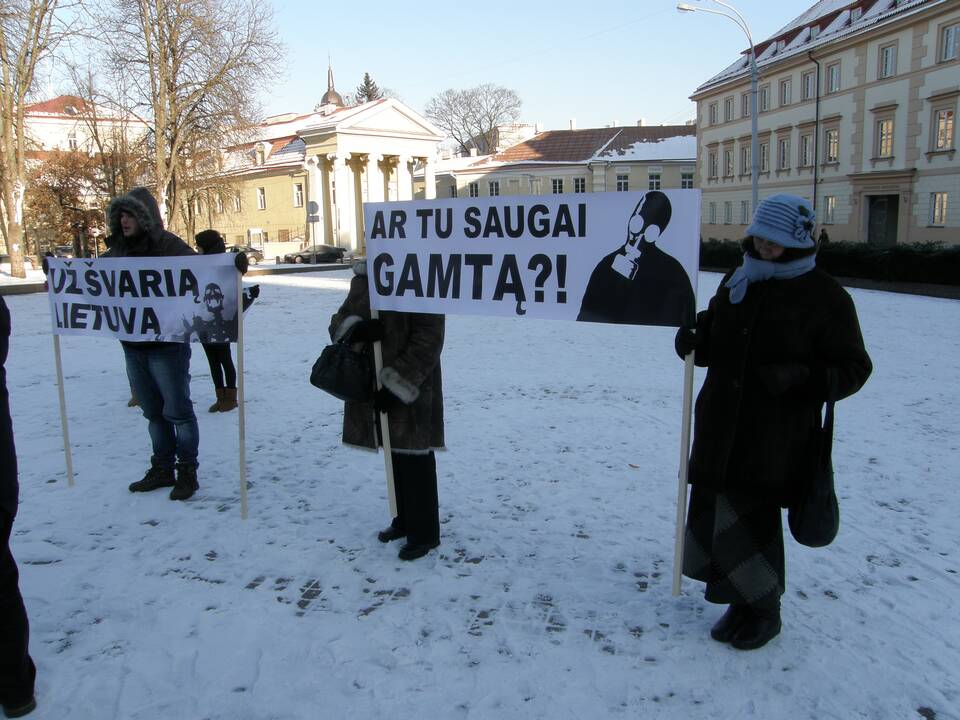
[305,156,325,244]
[366,154,385,204]
[330,153,357,252]
[422,156,437,200]
[396,154,413,201]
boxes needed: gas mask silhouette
[203,283,224,313]
[612,196,661,280]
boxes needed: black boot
[378,466,406,543]
[710,604,750,642]
[2,696,37,718]
[730,606,781,650]
[396,452,440,561]
[169,464,199,501]
[129,465,175,493]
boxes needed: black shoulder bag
[310,324,373,403]
[788,400,839,548]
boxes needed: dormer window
[810,25,820,39]
[851,7,863,22]
[65,105,78,116]
[255,144,266,165]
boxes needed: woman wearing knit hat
[674,193,872,650]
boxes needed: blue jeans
[124,343,199,469]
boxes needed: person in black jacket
[0,297,37,718]
[194,230,259,412]
[104,187,201,501]
[675,194,871,650]
[577,191,695,328]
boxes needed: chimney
[612,119,618,128]
[469,148,478,157]
[637,118,645,127]
[569,118,577,130]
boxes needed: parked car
[225,244,264,265]
[282,244,347,264]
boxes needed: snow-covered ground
[3,270,958,720]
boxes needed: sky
[266,0,818,131]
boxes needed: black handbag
[309,326,373,403]
[788,400,839,548]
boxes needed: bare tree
[91,0,283,232]
[424,83,522,156]
[0,0,72,277]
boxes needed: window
[778,138,791,170]
[709,202,717,224]
[195,197,203,216]
[931,192,948,225]
[617,174,629,192]
[681,172,694,189]
[215,195,224,214]
[449,184,458,198]
[574,177,586,193]
[851,6,862,21]
[940,23,959,62]
[469,182,479,198]
[824,195,836,223]
[278,229,290,242]
[740,200,750,225]
[826,62,841,93]
[740,146,751,175]
[709,102,719,125]
[741,92,751,117]
[723,149,733,177]
[488,180,500,196]
[708,152,718,179]
[825,128,839,163]
[780,79,792,106]
[256,187,266,210]
[293,183,303,208]
[67,130,78,150]
[800,134,813,166]
[879,44,897,79]
[724,201,732,224]
[233,195,242,212]
[552,178,564,194]
[801,71,815,100]
[759,84,770,112]
[648,173,661,190]
[724,97,734,122]
[759,141,770,172]
[934,109,955,150]
[876,118,894,158]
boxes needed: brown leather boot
[219,387,238,412]
[208,387,224,413]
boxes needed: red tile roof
[25,95,91,116]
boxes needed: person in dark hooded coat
[329,261,445,561]
[104,187,201,501]
[0,297,37,718]
[675,194,872,650]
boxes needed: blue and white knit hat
[746,193,816,249]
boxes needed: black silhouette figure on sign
[182,283,237,342]
[577,191,695,328]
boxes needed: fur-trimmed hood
[103,187,194,258]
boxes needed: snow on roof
[693,0,939,94]
[595,134,697,162]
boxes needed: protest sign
[46,254,239,342]
[364,190,700,328]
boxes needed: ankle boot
[710,604,750,643]
[378,462,406,542]
[396,452,440,561]
[218,387,238,412]
[129,464,175,493]
[208,387,224,412]
[730,606,781,650]
[169,463,199,501]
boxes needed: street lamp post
[678,0,759,214]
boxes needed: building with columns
[692,0,959,246]
[213,70,444,257]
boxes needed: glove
[247,284,260,300]
[674,326,698,359]
[349,319,384,343]
[758,363,811,396]
[234,252,249,274]
[373,386,401,413]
